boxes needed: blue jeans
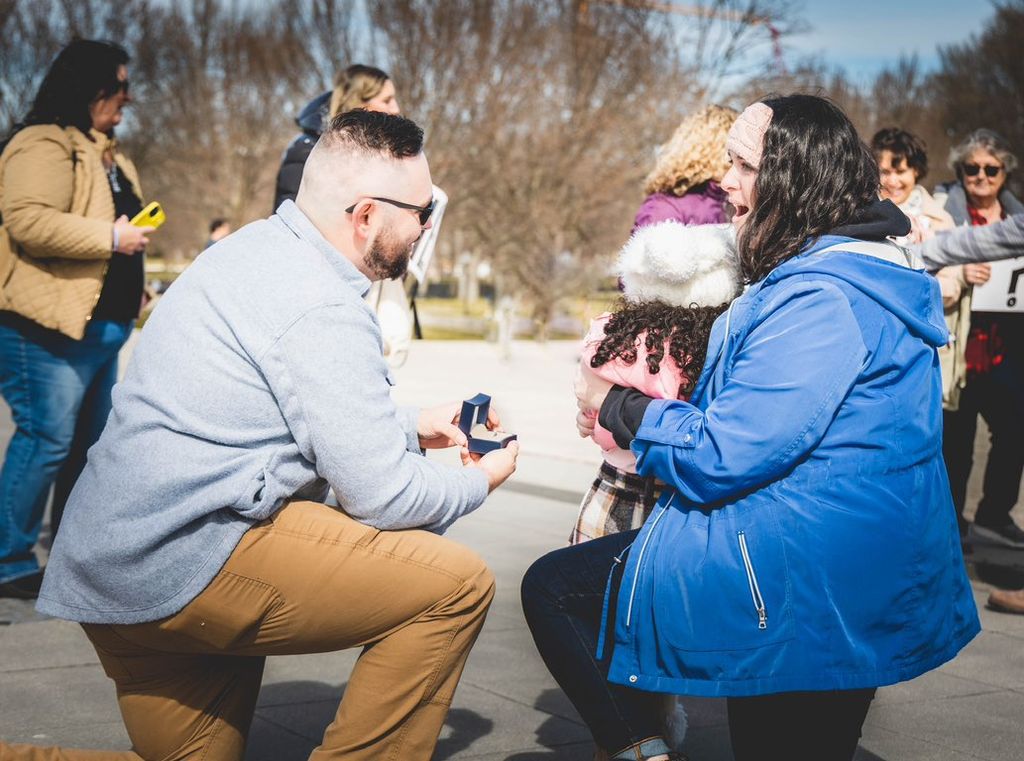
[521,529,670,758]
[0,313,132,582]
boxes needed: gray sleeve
[395,405,423,453]
[914,214,1024,269]
[261,303,489,533]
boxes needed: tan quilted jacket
[0,125,143,339]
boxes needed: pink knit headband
[726,102,773,170]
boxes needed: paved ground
[2,339,1023,760]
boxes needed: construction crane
[579,0,785,72]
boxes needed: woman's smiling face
[878,150,918,206]
[962,147,1006,207]
[721,149,758,229]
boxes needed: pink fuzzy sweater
[574,312,690,473]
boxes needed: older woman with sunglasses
[935,129,1024,551]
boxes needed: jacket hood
[296,91,331,135]
[765,233,949,348]
[830,199,911,240]
[618,221,740,308]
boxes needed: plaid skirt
[570,461,665,545]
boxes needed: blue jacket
[605,235,980,697]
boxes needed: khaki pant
[3,501,494,761]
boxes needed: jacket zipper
[737,530,768,630]
[625,493,675,628]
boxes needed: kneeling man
[18,111,518,761]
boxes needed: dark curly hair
[590,300,727,399]
[871,127,929,180]
[739,94,881,284]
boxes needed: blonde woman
[274,65,400,210]
[328,64,399,120]
[634,104,738,231]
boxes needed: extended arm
[262,304,488,532]
[914,214,1024,269]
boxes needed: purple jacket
[633,181,728,232]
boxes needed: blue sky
[787,0,997,83]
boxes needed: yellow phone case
[130,201,166,229]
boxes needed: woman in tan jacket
[0,40,153,598]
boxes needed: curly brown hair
[591,300,727,399]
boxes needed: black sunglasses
[963,163,1002,178]
[345,196,435,226]
[109,79,130,96]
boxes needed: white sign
[971,256,1024,313]
[406,185,448,286]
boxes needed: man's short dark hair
[321,110,424,159]
[209,218,227,234]
[871,127,929,180]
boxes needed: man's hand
[461,441,519,492]
[417,400,502,450]
[964,262,992,285]
[417,401,467,449]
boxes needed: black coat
[273,133,316,211]
[273,91,331,212]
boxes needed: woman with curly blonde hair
[634,104,738,231]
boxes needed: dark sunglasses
[345,196,435,226]
[110,79,130,96]
[963,163,1002,178]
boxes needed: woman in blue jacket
[521,94,980,761]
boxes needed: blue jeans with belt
[0,313,132,582]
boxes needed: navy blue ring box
[459,393,517,454]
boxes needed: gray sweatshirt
[914,213,1024,269]
[37,201,489,624]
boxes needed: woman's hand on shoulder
[907,216,930,243]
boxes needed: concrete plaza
[2,339,1023,760]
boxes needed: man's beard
[365,226,415,281]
